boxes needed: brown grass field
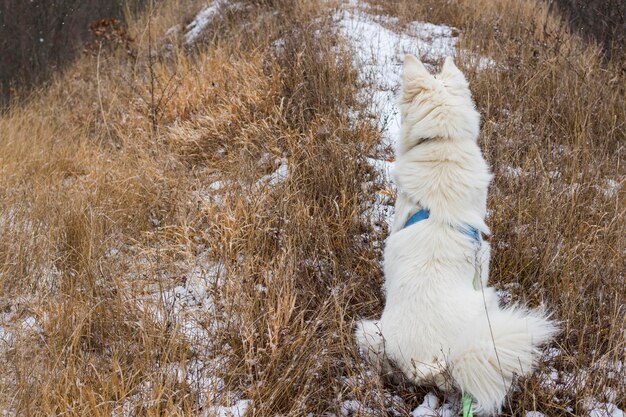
[0,0,623,415]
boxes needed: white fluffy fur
[356,55,557,416]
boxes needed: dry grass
[0,0,623,416]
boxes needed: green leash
[462,393,474,417]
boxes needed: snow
[192,180,228,207]
[503,165,523,180]
[496,288,512,304]
[544,347,561,360]
[337,371,408,416]
[338,5,495,155]
[257,158,289,187]
[184,1,244,45]
[205,399,251,417]
[525,412,546,417]
[584,398,625,417]
[600,178,621,198]
[0,208,18,231]
[184,1,224,44]
[604,360,623,380]
[340,399,375,416]
[336,3,500,256]
[338,9,458,150]
[165,24,181,38]
[0,293,43,349]
[337,5,463,234]
[411,392,456,417]
[535,348,625,417]
[0,326,10,344]
[117,248,252,415]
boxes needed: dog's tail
[447,307,558,416]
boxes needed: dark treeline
[551,0,626,59]
[0,0,623,107]
[0,0,147,106]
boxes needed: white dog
[356,55,557,416]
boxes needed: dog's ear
[402,54,433,92]
[439,56,469,87]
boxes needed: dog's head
[397,55,480,155]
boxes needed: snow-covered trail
[337,3,466,241]
[338,6,457,149]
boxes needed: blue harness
[403,208,481,242]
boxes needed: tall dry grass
[0,0,383,414]
[0,0,623,416]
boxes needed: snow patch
[503,165,523,180]
[340,399,374,416]
[205,399,251,417]
[583,398,625,417]
[125,250,250,414]
[411,392,457,417]
[185,1,224,44]
[338,9,459,149]
[337,6,468,234]
[184,1,244,45]
[257,158,289,187]
[600,178,621,198]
